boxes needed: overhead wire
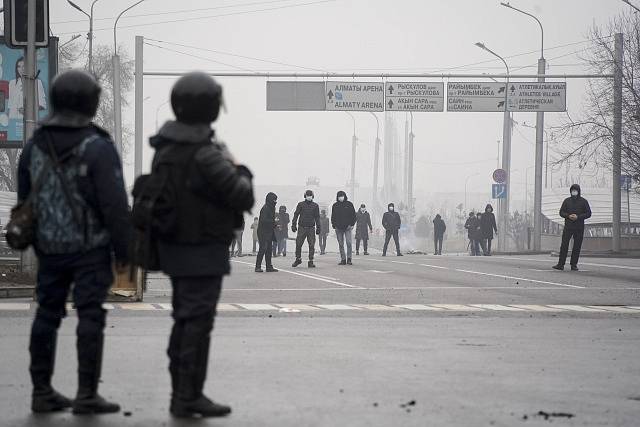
[145,38,326,73]
[53,0,303,24]
[56,0,337,36]
[144,42,259,73]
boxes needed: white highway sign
[385,82,444,112]
[447,82,507,112]
[325,81,384,112]
[506,82,567,112]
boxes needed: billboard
[0,37,57,148]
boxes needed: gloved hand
[316,228,321,235]
[292,225,297,233]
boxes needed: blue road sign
[492,183,507,199]
[621,175,632,191]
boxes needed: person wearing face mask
[291,190,321,268]
[355,204,373,255]
[255,192,279,273]
[331,191,357,265]
[382,203,403,256]
[275,205,290,257]
[319,209,330,255]
[480,204,498,256]
[475,212,487,255]
[553,184,592,271]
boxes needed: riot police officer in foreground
[151,72,254,417]
[17,70,131,414]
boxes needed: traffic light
[3,0,50,48]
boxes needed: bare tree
[0,41,134,191]
[551,12,640,189]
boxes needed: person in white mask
[553,184,591,271]
[355,204,372,255]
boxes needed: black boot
[308,260,316,268]
[170,316,231,418]
[72,323,120,415]
[29,325,72,413]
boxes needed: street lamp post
[113,0,146,156]
[346,112,357,200]
[475,42,511,252]
[501,1,545,252]
[369,112,381,211]
[67,0,99,73]
[408,111,414,222]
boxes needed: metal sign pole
[134,36,143,178]
[612,33,623,252]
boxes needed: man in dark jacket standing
[382,203,402,256]
[256,193,278,272]
[17,70,130,414]
[553,184,592,271]
[432,214,446,255]
[151,73,254,417]
[319,209,330,255]
[292,190,321,268]
[275,205,290,257]
[355,204,372,255]
[480,204,498,255]
[331,191,357,264]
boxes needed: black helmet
[45,69,101,127]
[171,72,222,124]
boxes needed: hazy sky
[50,0,626,202]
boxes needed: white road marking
[468,304,526,312]
[0,303,30,310]
[390,261,414,265]
[508,305,567,312]
[490,256,640,271]
[313,304,361,310]
[218,303,242,311]
[392,304,444,311]
[157,303,172,310]
[546,305,608,312]
[236,304,279,311]
[419,264,450,270]
[120,303,157,310]
[430,304,484,311]
[232,260,361,289]
[367,270,393,273]
[453,268,584,289]
[587,306,640,313]
[275,304,321,311]
[351,304,405,311]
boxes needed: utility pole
[134,35,144,178]
[369,112,381,211]
[408,112,414,223]
[21,0,38,274]
[612,33,623,252]
[345,112,357,200]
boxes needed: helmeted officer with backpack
[134,72,254,417]
[15,70,130,414]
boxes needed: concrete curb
[0,286,34,298]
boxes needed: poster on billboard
[0,37,57,148]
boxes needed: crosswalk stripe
[586,306,640,313]
[156,303,173,310]
[468,304,526,311]
[235,304,279,311]
[0,303,30,310]
[429,304,484,311]
[218,303,242,311]
[392,304,444,311]
[351,304,405,311]
[508,305,566,312]
[546,305,608,312]
[120,303,157,310]
[275,304,321,311]
[313,304,361,310]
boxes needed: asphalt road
[0,251,639,426]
